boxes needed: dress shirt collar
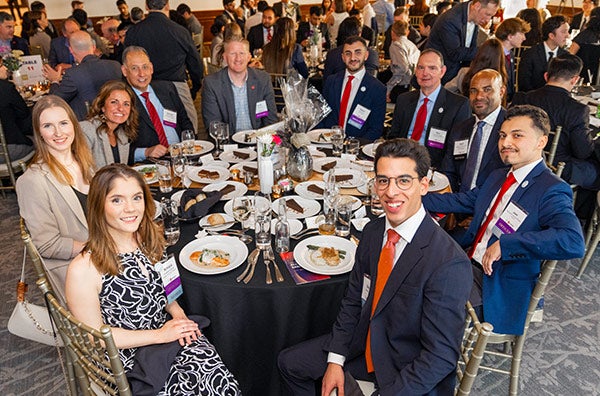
[227,69,248,87]
[418,83,441,106]
[510,158,544,184]
[344,66,366,82]
[475,105,501,126]
[132,83,154,97]
[384,205,426,244]
[543,41,557,58]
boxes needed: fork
[291,228,319,240]
[267,247,284,282]
[264,252,273,284]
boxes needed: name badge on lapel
[163,109,177,128]
[347,104,371,129]
[155,255,183,304]
[256,100,268,119]
[427,127,447,149]
[493,201,528,238]
[361,274,371,307]
[453,139,469,160]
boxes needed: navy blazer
[49,55,122,120]
[327,215,472,395]
[389,87,471,168]
[320,70,386,141]
[247,24,266,54]
[427,1,478,84]
[131,80,193,157]
[423,162,585,334]
[10,36,29,54]
[201,67,278,133]
[441,108,507,192]
[517,44,568,92]
[48,36,74,68]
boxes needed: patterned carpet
[0,192,598,396]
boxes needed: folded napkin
[335,174,353,182]
[286,198,304,213]
[321,161,336,171]
[307,184,324,195]
[233,150,250,159]
[179,189,222,220]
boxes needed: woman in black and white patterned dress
[66,163,241,395]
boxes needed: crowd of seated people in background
[3,0,599,394]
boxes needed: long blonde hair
[85,164,165,275]
[31,95,95,185]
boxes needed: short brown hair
[494,17,531,41]
[391,20,409,37]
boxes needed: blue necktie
[461,121,485,192]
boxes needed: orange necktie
[365,229,401,373]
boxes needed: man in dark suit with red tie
[389,49,471,168]
[423,105,584,335]
[121,46,193,162]
[319,36,386,141]
[247,6,276,53]
[278,138,473,395]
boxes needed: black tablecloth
[169,200,351,396]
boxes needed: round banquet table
[169,202,351,396]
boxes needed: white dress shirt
[466,106,502,190]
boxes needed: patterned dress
[99,249,241,395]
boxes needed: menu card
[280,251,330,285]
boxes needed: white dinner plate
[313,157,351,173]
[294,235,356,275]
[337,195,362,212]
[153,200,161,219]
[357,181,370,195]
[272,195,321,219]
[307,128,335,144]
[232,130,257,145]
[203,181,248,200]
[308,146,327,158]
[186,166,231,184]
[171,190,184,206]
[198,213,235,231]
[295,181,327,200]
[179,236,248,275]
[219,148,257,163]
[229,161,258,175]
[323,168,367,188]
[361,142,381,158]
[427,170,451,192]
[199,159,230,168]
[133,165,158,184]
[270,218,303,235]
[350,159,374,172]
[186,140,214,156]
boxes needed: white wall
[43,0,319,20]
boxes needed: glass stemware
[172,154,187,187]
[232,196,253,244]
[181,129,196,155]
[209,121,222,157]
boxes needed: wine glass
[217,123,230,153]
[209,121,222,157]
[181,129,196,155]
[172,154,187,187]
[232,196,253,244]
[161,198,180,246]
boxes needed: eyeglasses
[375,175,419,190]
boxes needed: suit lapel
[509,161,546,203]
[221,71,237,130]
[481,109,505,168]
[247,70,258,128]
[428,88,447,130]
[43,166,87,228]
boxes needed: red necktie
[505,52,511,65]
[339,75,354,127]
[267,28,272,42]
[366,229,401,373]
[141,91,169,148]
[468,172,517,258]
[411,97,429,142]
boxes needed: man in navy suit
[122,46,193,162]
[423,105,585,335]
[517,15,570,92]
[0,12,29,55]
[427,0,499,84]
[278,138,473,395]
[441,69,507,192]
[48,18,80,70]
[247,6,276,53]
[44,31,122,121]
[389,49,471,168]
[319,36,386,141]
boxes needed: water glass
[217,123,230,150]
[331,130,344,157]
[335,200,352,237]
[172,154,187,186]
[232,196,253,244]
[161,198,180,246]
[255,213,271,249]
[157,160,172,193]
[369,178,384,216]
[181,129,196,155]
[346,137,360,155]
[318,212,336,235]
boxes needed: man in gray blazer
[202,39,278,134]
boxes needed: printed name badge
[256,100,268,119]
[493,201,528,238]
[427,127,447,149]
[361,274,371,307]
[347,104,371,129]
[453,139,469,160]
[163,109,177,128]
[155,256,183,304]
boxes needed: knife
[236,248,260,282]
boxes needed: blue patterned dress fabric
[99,249,241,395]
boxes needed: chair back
[0,119,32,194]
[456,302,494,396]
[544,125,562,167]
[409,15,423,29]
[39,278,132,396]
[270,72,287,113]
[20,218,49,283]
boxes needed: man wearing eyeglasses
[423,105,584,336]
[279,138,473,395]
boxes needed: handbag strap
[17,245,28,303]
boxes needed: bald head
[469,68,505,119]
[69,30,95,62]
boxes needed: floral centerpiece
[2,49,24,72]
